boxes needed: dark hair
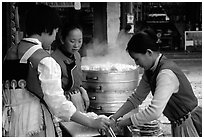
[60,22,83,42]
[125,24,132,31]
[126,28,159,54]
[25,4,61,36]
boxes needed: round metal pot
[82,68,139,114]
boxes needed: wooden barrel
[82,68,139,114]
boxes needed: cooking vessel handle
[89,105,102,111]
[86,76,98,81]
[95,86,104,93]
[90,96,96,100]
[87,86,104,93]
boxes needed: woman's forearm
[113,101,134,120]
[70,111,110,130]
[70,111,94,127]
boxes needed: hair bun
[126,28,159,54]
[143,28,157,43]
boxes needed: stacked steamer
[81,63,139,115]
[137,120,163,137]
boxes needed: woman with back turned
[2,4,110,137]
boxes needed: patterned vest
[145,55,198,121]
[26,50,50,98]
[3,40,59,136]
[3,40,49,99]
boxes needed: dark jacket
[51,48,83,92]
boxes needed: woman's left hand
[117,118,132,127]
[79,87,90,111]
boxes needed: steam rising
[82,36,136,66]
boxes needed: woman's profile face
[63,28,83,54]
[129,51,153,70]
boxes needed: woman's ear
[146,49,153,56]
[59,36,64,45]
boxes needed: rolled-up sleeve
[131,69,179,126]
[38,57,76,121]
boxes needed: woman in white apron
[2,4,110,137]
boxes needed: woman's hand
[108,116,122,134]
[69,90,86,113]
[79,87,90,111]
[109,115,117,125]
[117,117,132,127]
[92,117,111,131]
[71,111,111,132]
